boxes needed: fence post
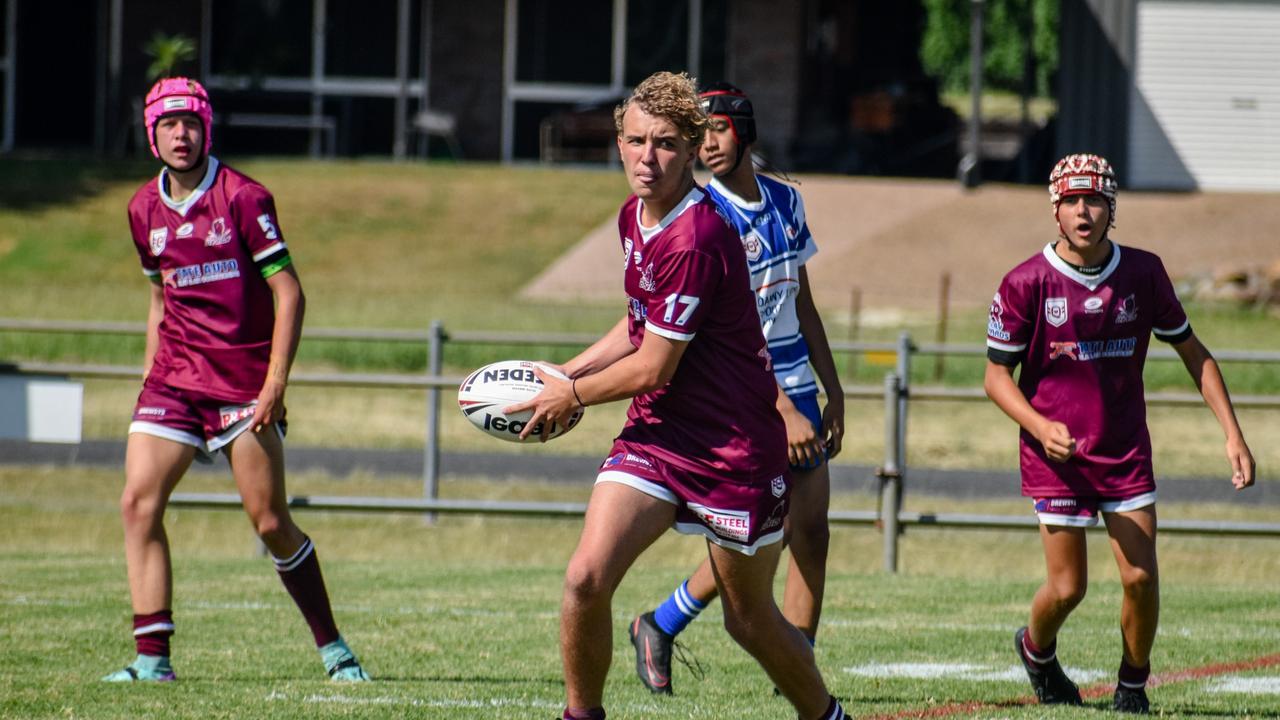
[879,372,902,573]
[895,331,912,474]
[423,320,445,522]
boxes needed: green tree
[921,0,1058,96]
[144,32,197,81]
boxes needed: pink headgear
[1049,153,1117,230]
[144,77,213,159]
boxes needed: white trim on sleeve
[987,338,1028,352]
[644,321,695,342]
[1152,319,1190,338]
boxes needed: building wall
[727,0,804,167]
[430,0,505,159]
[1056,0,1136,184]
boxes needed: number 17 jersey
[616,187,787,483]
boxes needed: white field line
[264,690,667,713]
[842,661,1111,684]
[1206,676,1280,695]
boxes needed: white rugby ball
[457,360,585,443]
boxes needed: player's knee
[721,608,770,650]
[1120,565,1158,598]
[251,512,288,544]
[119,488,164,528]
[1049,578,1087,609]
[562,559,610,606]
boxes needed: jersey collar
[708,175,766,213]
[1042,241,1122,291]
[636,186,705,244]
[158,156,220,217]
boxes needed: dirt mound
[521,175,1280,319]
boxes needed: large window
[506,0,727,161]
[516,0,612,84]
[210,0,312,77]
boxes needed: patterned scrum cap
[1049,153,1117,227]
[144,77,213,159]
[699,83,757,146]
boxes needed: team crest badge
[638,263,656,292]
[741,232,763,262]
[771,475,787,498]
[622,238,633,268]
[1045,297,1068,327]
[149,228,168,256]
[1115,294,1138,324]
[987,292,1010,341]
[205,217,233,247]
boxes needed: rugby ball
[457,360,585,443]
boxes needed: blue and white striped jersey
[705,174,818,397]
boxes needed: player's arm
[795,266,845,458]
[142,281,164,379]
[251,265,306,432]
[511,329,687,442]
[561,316,637,378]
[984,360,1076,462]
[1171,333,1255,489]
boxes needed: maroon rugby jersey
[127,158,293,402]
[615,187,787,481]
[987,243,1190,498]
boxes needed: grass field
[2,157,1278,718]
[3,467,1280,719]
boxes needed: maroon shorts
[130,377,281,461]
[595,440,790,555]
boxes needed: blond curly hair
[613,71,708,146]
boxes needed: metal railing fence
[4,318,1279,569]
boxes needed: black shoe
[1014,626,1082,705]
[1113,685,1150,714]
[629,612,674,695]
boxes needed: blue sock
[652,579,707,637]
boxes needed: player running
[985,153,1255,714]
[103,77,368,683]
[509,71,846,720]
[628,82,844,695]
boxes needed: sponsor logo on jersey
[687,503,751,543]
[752,214,770,228]
[176,222,194,238]
[205,217,233,247]
[987,293,1010,341]
[149,228,168,256]
[1083,296,1104,313]
[771,475,786,498]
[638,262,656,292]
[1050,337,1137,361]
[628,296,647,323]
[1045,297,1068,327]
[622,238,633,268]
[136,406,167,417]
[170,259,241,287]
[1049,341,1078,360]
[1115,294,1139,324]
[741,232,763,262]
